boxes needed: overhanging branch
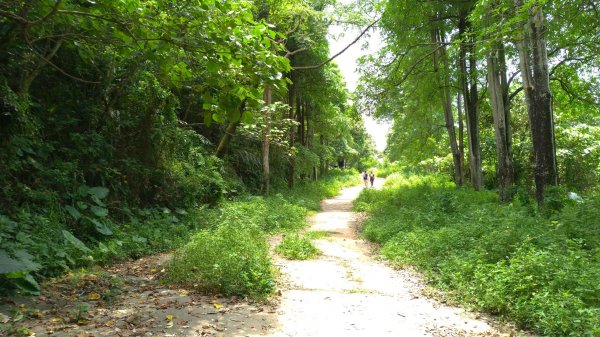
[292,17,380,71]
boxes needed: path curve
[266,181,508,337]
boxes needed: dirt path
[266,181,513,337]
[1,182,522,337]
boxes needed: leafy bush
[375,160,405,178]
[215,196,307,233]
[167,223,275,299]
[276,234,321,260]
[355,173,600,336]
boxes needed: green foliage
[213,196,308,234]
[164,169,358,297]
[304,231,331,240]
[167,223,275,299]
[374,160,404,178]
[356,173,600,336]
[276,234,321,260]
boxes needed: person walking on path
[369,171,375,187]
[362,171,369,187]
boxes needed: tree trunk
[261,86,272,195]
[18,38,64,95]
[298,101,305,147]
[215,100,246,158]
[306,108,317,180]
[487,42,515,202]
[467,44,483,190]
[432,27,463,186]
[457,93,465,183]
[287,71,296,189]
[319,135,326,177]
[458,11,483,190]
[514,0,557,204]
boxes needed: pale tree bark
[458,11,483,190]
[432,27,464,186]
[18,37,64,95]
[261,86,272,195]
[487,42,515,202]
[287,71,296,189]
[305,108,318,180]
[514,0,557,204]
[457,93,465,183]
[319,135,327,177]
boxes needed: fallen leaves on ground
[0,253,278,337]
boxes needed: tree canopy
[0,0,375,295]
[359,0,600,200]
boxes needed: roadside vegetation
[355,173,600,336]
[166,169,358,298]
[276,234,322,260]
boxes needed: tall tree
[476,0,515,202]
[431,25,464,186]
[487,41,515,202]
[458,6,483,190]
[514,0,557,203]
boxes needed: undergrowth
[165,168,357,299]
[355,173,600,337]
[276,234,321,260]
[166,222,275,298]
[1,166,357,299]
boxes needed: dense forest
[2,0,600,336]
[0,0,374,296]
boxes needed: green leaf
[90,218,113,236]
[207,61,219,73]
[62,230,92,253]
[0,250,27,274]
[131,236,147,243]
[65,205,82,219]
[90,205,109,217]
[13,250,41,272]
[12,274,40,296]
[98,242,109,253]
[241,111,253,124]
[15,231,30,243]
[88,186,109,199]
[212,112,226,123]
[204,111,213,126]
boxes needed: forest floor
[1,181,529,337]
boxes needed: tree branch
[24,34,100,84]
[392,44,445,86]
[293,17,380,70]
[0,0,63,26]
[34,0,63,25]
[285,48,308,58]
[508,86,523,101]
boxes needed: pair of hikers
[362,171,375,187]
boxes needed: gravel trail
[265,181,512,337]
